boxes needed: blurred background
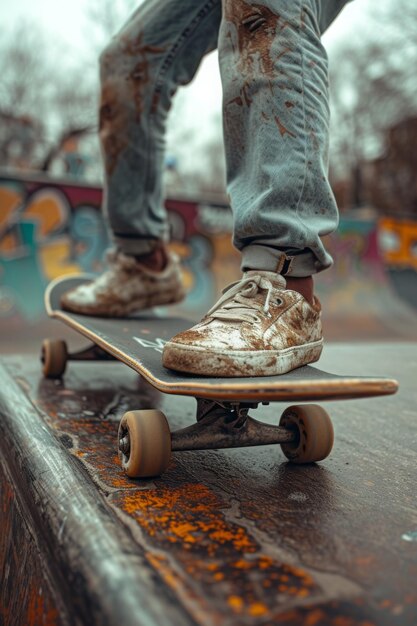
[1,0,417,353]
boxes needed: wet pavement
[1,343,417,625]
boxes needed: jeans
[99,0,352,276]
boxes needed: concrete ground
[1,343,416,625]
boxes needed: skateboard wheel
[118,410,171,478]
[41,339,68,379]
[279,404,334,464]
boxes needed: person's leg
[220,0,350,279]
[99,0,222,256]
[62,0,222,316]
[163,0,352,376]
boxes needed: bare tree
[0,22,98,172]
[0,23,52,117]
[85,0,139,53]
[0,1,225,191]
[0,23,51,167]
[328,0,417,209]
[364,118,417,217]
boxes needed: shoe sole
[61,286,185,317]
[162,339,323,377]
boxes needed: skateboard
[43,275,399,478]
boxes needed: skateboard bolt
[119,435,130,455]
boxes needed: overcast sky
[0,1,376,99]
[0,0,382,174]
[0,0,371,57]
[0,0,372,115]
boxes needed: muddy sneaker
[162,270,323,377]
[61,248,185,316]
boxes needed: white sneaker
[61,249,185,316]
[162,270,323,376]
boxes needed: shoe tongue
[244,270,286,289]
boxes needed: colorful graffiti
[378,217,417,270]
[1,172,417,339]
[0,178,108,321]
[315,218,388,315]
[0,173,237,323]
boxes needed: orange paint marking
[249,602,268,617]
[305,609,327,626]
[121,483,258,555]
[228,595,244,612]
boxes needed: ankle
[285,276,314,306]
[133,243,168,271]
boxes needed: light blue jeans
[99,0,352,277]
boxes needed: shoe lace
[206,275,281,323]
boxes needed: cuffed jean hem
[241,244,333,277]
[113,234,166,255]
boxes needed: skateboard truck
[169,398,298,451]
[117,399,335,479]
[41,337,335,478]
[119,400,297,459]
[41,340,115,378]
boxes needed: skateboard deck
[45,276,398,402]
[43,275,399,478]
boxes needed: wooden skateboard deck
[45,275,398,402]
[43,275,399,478]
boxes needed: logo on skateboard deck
[133,337,167,353]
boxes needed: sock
[133,243,168,271]
[285,276,314,306]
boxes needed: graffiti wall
[0,172,239,327]
[378,217,417,269]
[1,177,106,322]
[315,218,387,315]
[1,171,417,348]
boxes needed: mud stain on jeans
[224,0,290,79]
[123,33,165,122]
[99,83,130,176]
[224,0,296,140]
[99,34,165,175]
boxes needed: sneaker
[162,270,323,377]
[61,248,185,316]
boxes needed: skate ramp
[316,217,417,340]
[388,268,417,310]
[1,171,417,349]
[1,345,416,623]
